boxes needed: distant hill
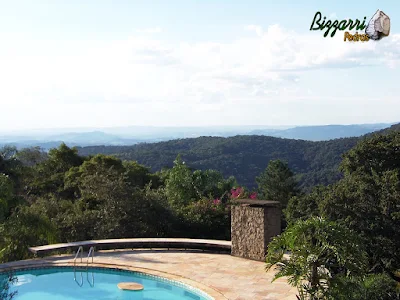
[0,131,149,150]
[250,124,393,141]
[77,123,400,191]
[49,131,123,144]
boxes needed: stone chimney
[231,199,281,261]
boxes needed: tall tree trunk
[310,262,319,300]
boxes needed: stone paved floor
[0,249,297,300]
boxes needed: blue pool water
[3,267,212,300]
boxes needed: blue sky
[0,0,399,131]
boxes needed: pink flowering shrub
[249,192,257,199]
[229,187,258,200]
[177,186,257,240]
[213,198,221,205]
[230,187,244,199]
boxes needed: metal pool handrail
[73,246,84,287]
[87,246,94,268]
[86,246,95,287]
[74,246,83,267]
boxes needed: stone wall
[231,200,281,261]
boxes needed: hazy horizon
[0,122,396,135]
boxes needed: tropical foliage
[266,217,368,299]
[277,131,400,299]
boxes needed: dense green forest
[1,124,399,299]
[78,124,400,191]
[78,136,358,191]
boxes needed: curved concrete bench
[29,238,232,256]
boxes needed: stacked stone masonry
[231,199,281,261]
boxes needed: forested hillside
[373,122,400,135]
[78,136,358,191]
[78,123,400,191]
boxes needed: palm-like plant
[266,217,368,299]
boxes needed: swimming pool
[2,267,213,300]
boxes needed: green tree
[192,169,236,201]
[256,159,298,207]
[319,171,400,283]
[63,155,132,239]
[340,132,400,176]
[0,207,58,262]
[285,186,325,225]
[0,174,14,222]
[27,143,83,197]
[42,154,173,241]
[0,146,23,191]
[124,160,162,189]
[321,132,400,283]
[46,143,84,174]
[266,217,368,300]
[286,132,400,283]
[182,197,230,240]
[16,147,47,167]
[163,156,235,239]
[165,155,196,208]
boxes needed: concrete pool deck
[0,249,297,300]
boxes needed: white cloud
[1,26,399,102]
[0,24,399,129]
[245,25,263,37]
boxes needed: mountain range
[0,123,395,149]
